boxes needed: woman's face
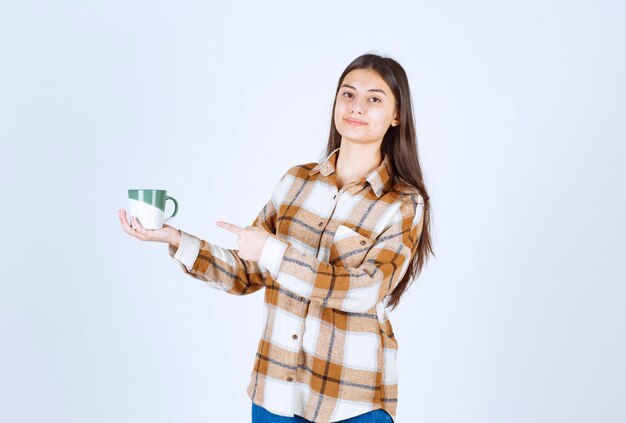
[334,68,400,146]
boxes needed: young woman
[118,53,433,423]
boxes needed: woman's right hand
[118,208,181,247]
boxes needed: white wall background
[1,1,625,422]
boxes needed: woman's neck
[334,142,383,190]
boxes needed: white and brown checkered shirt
[168,147,425,422]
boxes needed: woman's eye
[370,97,381,103]
[342,91,354,98]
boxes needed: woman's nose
[351,98,365,114]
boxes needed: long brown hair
[322,53,435,311]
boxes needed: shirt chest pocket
[329,224,375,268]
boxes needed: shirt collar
[308,147,392,198]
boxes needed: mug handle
[164,196,178,222]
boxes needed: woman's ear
[391,114,400,127]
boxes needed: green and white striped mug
[127,189,178,230]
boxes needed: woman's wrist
[170,229,182,248]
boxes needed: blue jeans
[251,402,393,422]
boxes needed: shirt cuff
[171,231,201,272]
[258,234,288,279]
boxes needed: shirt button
[333,194,337,199]
[287,376,294,382]
[318,221,324,227]
[292,334,298,340]
[360,240,367,245]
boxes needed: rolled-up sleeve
[171,231,201,272]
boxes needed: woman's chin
[337,127,370,140]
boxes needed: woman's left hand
[215,220,270,262]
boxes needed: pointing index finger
[216,221,243,235]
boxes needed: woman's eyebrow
[340,84,388,96]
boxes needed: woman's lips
[345,118,367,126]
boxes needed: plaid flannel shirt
[168,147,425,422]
